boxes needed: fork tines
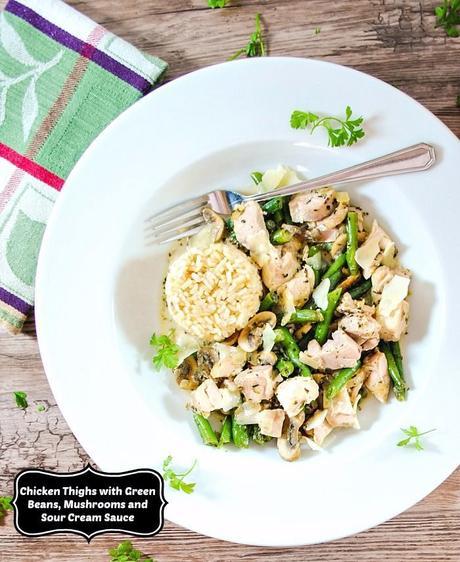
[145,194,209,244]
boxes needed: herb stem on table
[228,13,266,61]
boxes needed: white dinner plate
[36,57,460,546]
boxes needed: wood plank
[0,0,459,560]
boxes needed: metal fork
[145,142,435,245]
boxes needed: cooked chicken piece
[190,379,241,415]
[338,311,380,350]
[315,193,349,231]
[276,376,319,417]
[210,343,247,378]
[261,239,300,291]
[373,271,410,341]
[346,367,368,406]
[313,419,334,446]
[355,220,396,279]
[304,408,328,430]
[326,386,359,429]
[234,400,261,424]
[309,226,341,243]
[363,350,390,403]
[234,365,277,403]
[278,265,315,325]
[277,411,305,461]
[337,292,374,316]
[258,409,285,438]
[233,201,271,267]
[300,330,362,371]
[330,230,348,257]
[289,187,335,223]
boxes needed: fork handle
[245,143,436,203]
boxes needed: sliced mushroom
[196,346,219,377]
[238,311,277,352]
[174,356,200,390]
[248,350,278,366]
[202,207,225,242]
[277,411,305,461]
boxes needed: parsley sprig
[13,391,28,409]
[228,13,266,61]
[108,540,155,562]
[150,331,179,370]
[163,455,197,494]
[435,0,460,37]
[208,0,228,7]
[0,496,13,521]
[397,426,436,451]
[290,106,365,147]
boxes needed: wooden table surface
[0,1,459,560]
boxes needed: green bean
[345,211,359,275]
[328,269,343,290]
[265,219,277,232]
[308,245,321,257]
[218,416,232,447]
[325,360,362,400]
[348,278,372,299]
[193,413,219,446]
[322,253,347,280]
[380,342,406,401]
[274,327,311,376]
[276,358,295,378]
[314,287,343,345]
[273,210,283,224]
[390,341,405,379]
[289,309,324,324]
[232,417,250,448]
[250,171,263,185]
[282,197,292,225]
[271,228,293,245]
[262,197,283,214]
[259,291,279,312]
[252,425,272,444]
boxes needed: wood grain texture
[0,0,459,560]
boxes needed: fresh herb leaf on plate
[162,455,197,494]
[435,0,460,37]
[397,426,436,451]
[290,105,365,147]
[228,13,266,61]
[13,391,28,409]
[108,540,155,562]
[150,331,179,370]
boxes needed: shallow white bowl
[36,57,460,546]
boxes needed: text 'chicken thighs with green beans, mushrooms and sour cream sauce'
[152,165,411,461]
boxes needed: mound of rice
[165,242,262,341]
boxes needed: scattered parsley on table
[228,13,266,60]
[208,0,228,7]
[290,105,365,147]
[13,391,28,409]
[163,455,197,494]
[397,426,436,451]
[108,540,156,562]
[0,496,13,521]
[435,0,460,37]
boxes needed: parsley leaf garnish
[162,455,197,494]
[0,496,13,521]
[150,331,179,370]
[108,540,155,562]
[397,426,436,451]
[290,105,365,147]
[13,391,28,409]
[37,404,46,412]
[435,0,460,37]
[208,0,228,7]
[228,13,266,61]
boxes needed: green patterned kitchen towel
[0,0,167,333]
